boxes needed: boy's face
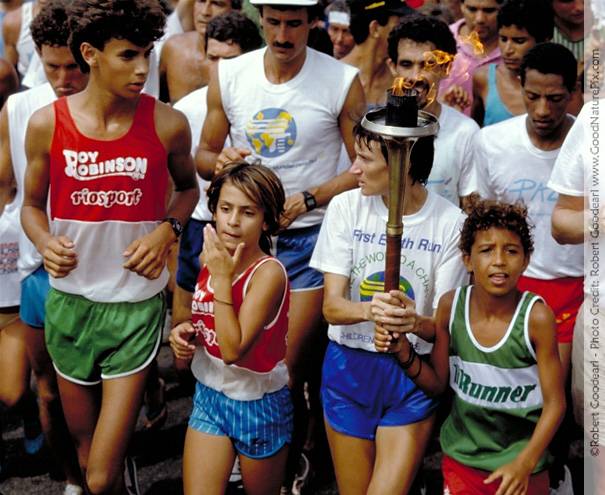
[498,25,536,73]
[86,38,153,97]
[39,45,88,98]
[388,38,447,109]
[463,227,529,296]
[461,0,501,43]
[194,0,233,36]
[350,138,388,197]
[261,6,310,65]
[522,69,571,138]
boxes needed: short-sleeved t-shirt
[310,189,467,355]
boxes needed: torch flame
[461,31,485,56]
[391,77,416,96]
[423,49,456,76]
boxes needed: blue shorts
[321,341,438,440]
[189,382,293,459]
[20,265,50,328]
[176,218,209,292]
[275,224,323,291]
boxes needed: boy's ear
[462,253,473,273]
[80,42,98,69]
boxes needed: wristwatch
[162,217,183,238]
[302,190,317,212]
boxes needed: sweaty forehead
[523,69,567,93]
[396,39,437,60]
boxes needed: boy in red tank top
[20,1,199,493]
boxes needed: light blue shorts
[189,382,293,459]
[321,341,438,440]
[275,224,323,291]
[20,265,50,328]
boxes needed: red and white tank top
[190,256,290,400]
[48,94,169,302]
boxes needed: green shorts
[45,288,165,385]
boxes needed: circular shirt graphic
[245,108,297,158]
[359,271,415,302]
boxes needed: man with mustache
[470,42,581,494]
[387,15,479,208]
[196,0,364,490]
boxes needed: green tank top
[440,285,549,473]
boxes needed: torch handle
[384,235,402,292]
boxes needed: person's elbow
[322,296,342,325]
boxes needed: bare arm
[195,68,250,181]
[202,226,287,364]
[21,105,78,278]
[470,68,486,127]
[0,104,14,214]
[175,0,195,32]
[123,103,199,279]
[551,193,585,245]
[2,9,20,70]
[485,302,565,495]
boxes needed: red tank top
[47,94,170,302]
[49,93,168,223]
[191,256,289,373]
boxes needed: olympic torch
[360,78,439,292]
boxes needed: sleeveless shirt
[483,64,514,127]
[48,94,169,302]
[191,256,290,400]
[440,285,548,473]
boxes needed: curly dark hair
[353,120,435,186]
[459,194,534,256]
[206,162,285,255]
[204,11,263,54]
[31,0,71,49]
[66,0,166,73]
[387,14,457,64]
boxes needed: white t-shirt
[549,101,605,300]
[7,82,56,280]
[310,189,467,355]
[428,104,479,204]
[471,114,583,280]
[174,87,213,222]
[0,201,21,307]
[219,47,358,229]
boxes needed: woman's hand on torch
[366,290,417,333]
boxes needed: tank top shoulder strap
[52,96,78,133]
[516,291,544,361]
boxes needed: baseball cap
[349,0,414,17]
[249,0,318,6]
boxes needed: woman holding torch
[309,123,467,494]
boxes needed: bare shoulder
[2,7,20,41]
[528,299,556,329]
[438,289,457,313]
[163,32,197,57]
[473,66,488,87]
[28,104,55,135]
[249,258,287,291]
[528,299,556,344]
[153,99,190,144]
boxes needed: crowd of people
[0,0,602,494]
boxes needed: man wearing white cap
[196,0,365,490]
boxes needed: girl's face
[214,181,267,253]
[463,227,529,297]
[350,138,389,197]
